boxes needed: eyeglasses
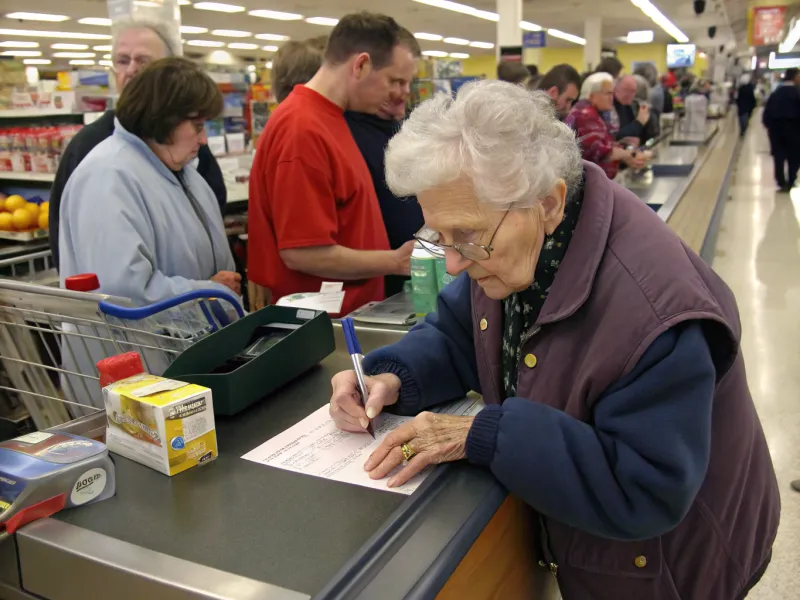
[413,208,512,262]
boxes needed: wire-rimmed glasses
[413,208,512,261]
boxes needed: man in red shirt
[248,12,417,315]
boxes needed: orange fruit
[40,201,49,214]
[11,208,34,231]
[38,211,49,230]
[0,213,12,231]
[25,203,40,220]
[4,195,26,213]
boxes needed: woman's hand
[364,412,475,488]
[211,270,242,295]
[329,371,401,433]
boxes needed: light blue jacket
[59,120,235,305]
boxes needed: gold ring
[401,443,416,461]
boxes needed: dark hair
[271,37,326,103]
[595,56,624,78]
[324,12,409,69]
[784,68,799,81]
[116,57,222,144]
[497,61,530,84]
[537,64,581,94]
[526,64,539,77]
[396,26,422,58]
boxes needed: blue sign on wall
[523,31,546,48]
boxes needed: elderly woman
[59,57,240,304]
[565,72,644,179]
[329,81,778,599]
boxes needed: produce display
[0,194,49,233]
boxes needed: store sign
[751,6,787,46]
[523,31,547,48]
[499,46,523,61]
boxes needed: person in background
[59,57,240,304]
[248,12,417,315]
[329,80,778,599]
[565,72,645,179]
[610,75,651,144]
[49,19,226,269]
[660,74,675,114]
[633,74,660,142]
[594,56,624,79]
[270,36,328,103]
[762,67,800,192]
[736,74,757,137]
[525,64,541,88]
[497,61,531,86]
[345,29,424,297]
[634,63,663,121]
[536,64,581,119]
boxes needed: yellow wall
[460,42,709,80]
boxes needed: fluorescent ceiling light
[228,42,258,50]
[769,50,800,69]
[266,61,273,69]
[53,52,96,58]
[414,32,442,41]
[305,17,339,26]
[186,40,225,47]
[520,21,543,32]
[547,29,586,45]
[422,50,448,57]
[443,37,469,45]
[262,45,279,52]
[247,64,256,72]
[69,60,95,65]
[93,45,112,51]
[103,54,111,59]
[469,41,494,49]
[626,30,654,44]
[779,19,800,53]
[193,3,244,13]
[51,43,89,50]
[0,28,110,40]
[180,26,208,34]
[0,41,39,48]
[23,58,51,65]
[1,50,42,57]
[698,51,707,59]
[6,12,69,22]
[210,30,251,38]
[78,17,111,26]
[99,60,113,66]
[248,10,303,20]
[630,0,688,43]
[255,33,289,41]
[178,1,192,5]
[449,52,470,58]
[414,0,498,21]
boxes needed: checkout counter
[0,115,739,600]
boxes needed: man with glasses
[48,19,227,268]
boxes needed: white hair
[111,18,181,58]
[385,80,583,208]
[580,72,614,99]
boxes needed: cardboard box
[103,374,217,476]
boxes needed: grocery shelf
[0,109,82,119]
[0,172,55,183]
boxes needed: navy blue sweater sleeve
[467,322,715,541]
[362,272,480,415]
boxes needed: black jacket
[345,112,424,296]
[613,99,659,145]
[763,84,800,134]
[735,83,757,116]
[49,110,227,267]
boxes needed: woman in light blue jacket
[59,57,240,304]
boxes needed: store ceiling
[0,0,746,69]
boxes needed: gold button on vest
[634,555,647,568]
[479,318,488,331]
[524,354,537,368]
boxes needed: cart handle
[97,288,245,320]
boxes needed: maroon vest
[470,162,779,599]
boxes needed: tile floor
[712,118,800,599]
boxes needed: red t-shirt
[248,86,389,315]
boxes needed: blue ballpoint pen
[341,318,375,438]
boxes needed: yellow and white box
[103,375,218,476]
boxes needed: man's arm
[280,242,411,280]
[196,145,227,215]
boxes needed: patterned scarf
[502,183,584,397]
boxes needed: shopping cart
[0,279,244,432]
[0,249,57,285]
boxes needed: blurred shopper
[634,63,663,119]
[736,74,757,137]
[497,61,531,86]
[49,20,226,269]
[59,58,239,303]
[248,13,416,314]
[633,74,660,141]
[536,64,581,119]
[565,72,645,179]
[660,74,675,114]
[329,80,778,600]
[345,29,424,297]
[762,68,800,192]
[594,55,624,79]
[270,36,327,103]
[611,75,651,144]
